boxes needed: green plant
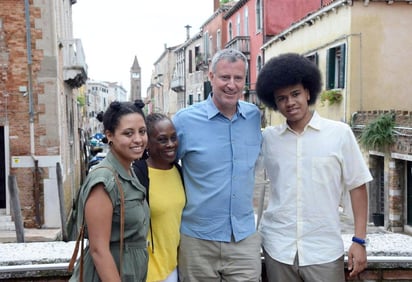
[320,89,342,106]
[360,112,395,151]
[77,95,85,107]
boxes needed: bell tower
[130,56,141,101]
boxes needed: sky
[72,0,214,98]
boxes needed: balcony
[195,53,210,71]
[62,39,88,88]
[225,36,250,57]
[171,75,185,92]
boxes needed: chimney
[185,25,192,40]
[214,0,220,11]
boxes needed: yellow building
[261,0,412,234]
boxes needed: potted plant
[360,112,395,151]
[320,89,342,106]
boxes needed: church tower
[130,56,141,101]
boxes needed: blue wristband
[352,236,368,247]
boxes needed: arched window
[256,55,262,76]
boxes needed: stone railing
[1,233,412,281]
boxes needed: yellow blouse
[146,166,185,282]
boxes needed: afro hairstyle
[256,53,322,111]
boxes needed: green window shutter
[338,44,346,88]
[204,81,212,100]
[326,48,336,89]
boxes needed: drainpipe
[25,0,41,227]
[24,0,35,155]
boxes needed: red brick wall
[1,0,45,227]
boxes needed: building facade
[261,0,412,233]
[0,0,87,228]
[152,0,412,234]
[149,45,178,117]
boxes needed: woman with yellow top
[133,113,185,282]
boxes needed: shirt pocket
[311,156,340,185]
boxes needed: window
[244,7,249,36]
[195,46,202,71]
[209,36,213,56]
[326,44,346,89]
[237,14,241,36]
[306,53,318,66]
[217,29,221,51]
[256,0,262,32]
[228,22,233,41]
[204,31,210,61]
[189,49,193,73]
[256,55,262,77]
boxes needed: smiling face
[147,118,178,169]
[209,58,246,118]
[274,83,312,133]
[106,113,147,170]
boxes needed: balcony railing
[225,36,250,56]
[62,39,88,88]
[171,75,185,92]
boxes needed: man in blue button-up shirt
[173,48,263,281]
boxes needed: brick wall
[1,0,49,227]
[352,110,412,156]
[346,268,412,281]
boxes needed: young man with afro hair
[256,53,372,281]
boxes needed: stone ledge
[1,233,412,280]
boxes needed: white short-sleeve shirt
[258,111,372,266]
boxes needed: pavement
[0,227,62,243]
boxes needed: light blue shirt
[173,95,262,242]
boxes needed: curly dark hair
[101,100,146,143]
[145,113,172,137]
[256,53,322,111]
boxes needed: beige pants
[263,249,345,282]
[178,232,262,282]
